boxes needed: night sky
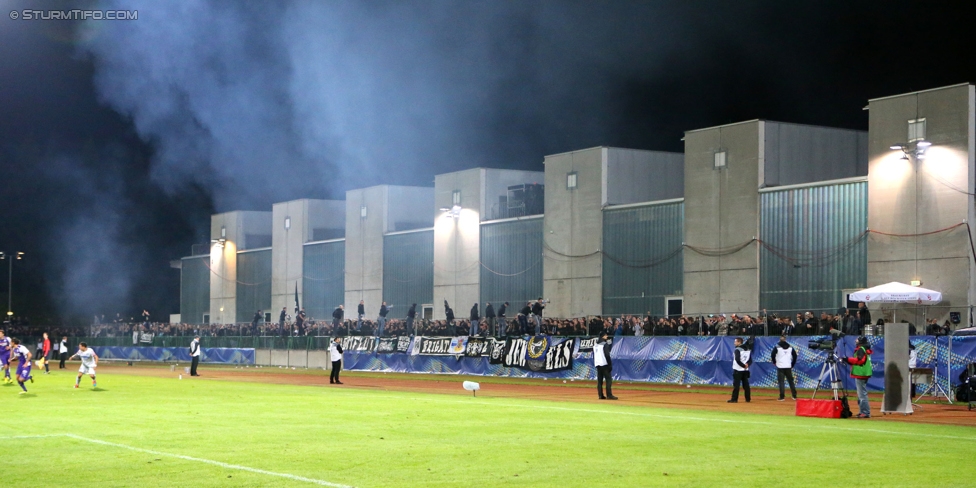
[1,0,973,324]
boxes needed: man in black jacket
[278,307,287,335]
[594,332,616,400]
[497,302,508,337]
[485,302,495,336]
[332,305,344,333]
[406,303,417,336]
[357,300,365,332]
[857,303,871,328]
[770,335,798,401]
[377,302,391,337]
[296,308,306,336]
[531,298,546,335]
[469,303,480,336]
[252,310,263,332]
[444,300,456,336]
[518,303,532,335]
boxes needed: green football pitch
[3,368,974,487]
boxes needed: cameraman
[842,336,873,418]
[728,337,752,403]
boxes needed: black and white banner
[376,337,398,354]
[464,337,490,358]
[577,337,598,353]
[503,336,576,372]
[341,336,377,352]
[414,336,453,355]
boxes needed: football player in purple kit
[10,338,34,394]
[0,330,11,384]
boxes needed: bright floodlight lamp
[916,141,931,148]
[890,143,907,151]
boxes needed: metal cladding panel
[383,230,434,313]
[760,181,868,313]
[763,122,868,187]
[602,203,684,316]
[235,250,272,323]
[480,219,544,311]
[303,241,345,321]
[180,256,210,324]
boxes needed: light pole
[0,251,25,320]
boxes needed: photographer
[842,336,873,418]
[728,337,752,403]
[770,335,798,401]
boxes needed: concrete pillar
[271,199,345,315]
[542,148,605,318]
[344,187,387,316]
[683,122,761,315]
[433,169,484,319]
[209,211,272,324]
[867,84,976,324]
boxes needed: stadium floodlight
[916,140,931,148]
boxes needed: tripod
[813,352,848,401]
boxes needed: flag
[294,282,300,313]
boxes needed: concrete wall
[543,147,605,318]
[683,122,761,315]
[255,349,332,368]
[483,169,545,219]
[272,199,344,314]
[867,83,975,323]
[606,148,684,205]
[433,169,483,319]
[386,186,435,232]
[344,186,387,316]
[210,211,272,324]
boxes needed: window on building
[360,205,367,218]
[567,172,578,189]
[452,190,462,206]
[714,151,727,169]
[284,217,291,230]
[908,118,926,142]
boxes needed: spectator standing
[485,303,495,336]
[444,300,456,336]
[189,335,201,377]
[469,303,480,336]
[770,336,798,401]
[279,307,287,335]
[518,303,531,335]
[531,298,546,335]
[406,303,417,336]
[377,302,390,337]
[332,305,344,333]
[857,303,871,329]
[357,300,365,332]
[497,302,509,337]
[728,337,752,403]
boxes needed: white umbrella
[848,281,942,305]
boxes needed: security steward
[728,337,752,403]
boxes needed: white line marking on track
[0,434,64,440]
[25,434,354,487]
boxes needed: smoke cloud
[79,1,708,211]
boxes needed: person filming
[842,336,874,418]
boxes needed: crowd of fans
[70,302,957,339]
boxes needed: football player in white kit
[69,342,98,389]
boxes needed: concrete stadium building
[176,83,976,328]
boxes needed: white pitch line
[61,434,353,488]
[0,434,64,440]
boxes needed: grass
[3,368,974,487]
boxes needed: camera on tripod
[808,338,836,350]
